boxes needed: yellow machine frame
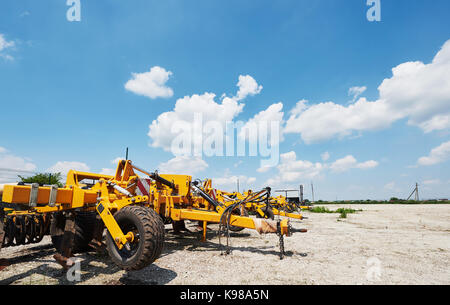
[200,179,304,220]
[1,160,295,269]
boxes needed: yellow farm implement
[200,179,305,221]
[0,160,304,271]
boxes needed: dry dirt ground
[0,204,448,285]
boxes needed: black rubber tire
[2,217,15,247]
[228,207,249,232]
[106,206,165,271]
[14,216,26,245]
[50,211,97,253]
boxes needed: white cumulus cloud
[100,168,116,175]
[284,98,400,144]
[47,161,90,175]
[125,66,174,99]
[111,157,123,165]
[257,165,273,173]
[284,40,450,143]
[265,151,325,186]
[330,155,378,173]
[157,156,208,175]
[321,152,330,161]
[239,102,284,142]
[0,148,36,172]
[417,141,450,166]
[265,151,378,188]
[211,174,257,192]
[0,148,37,183]
[0,34,15,61]
[148,75,262,152]
[348,86,367,103]
[236,75,263,100]
[356,160,379,170]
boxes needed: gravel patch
[0,204,448,285]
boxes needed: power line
[0,168,67,184]
[0,167,37,174]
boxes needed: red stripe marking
[137,179,149,196]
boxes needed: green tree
[18,173,63,187]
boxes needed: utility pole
[406,182,420,201]
[415,183,419,201]
[299,185,304,205]
[311,182,315,203]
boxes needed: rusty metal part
[252,218,278,234]
[14,216,26,245]
[53,253,74,271]
[59,212,76,258]
[88,215,107,255]
[172,220,188,234]
[277,221,285,260]
[52,212,76,270]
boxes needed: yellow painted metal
[2,159,296,252]
[272,208,303,220]
[202,221,207,242]
[279,219,290,236]
[96,202,127,249]
[2,185,77,205]
[199,182,304,221]
[175,209,256,230]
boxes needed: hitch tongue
[252,218,292,236]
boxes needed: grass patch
[309,206,362,218]
[336,208,360,218]
[311,199,450,205]
[309,206,334,213]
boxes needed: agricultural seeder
[200,179,306,221]
[0,160,306,272]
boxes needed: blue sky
[1,0,449,200]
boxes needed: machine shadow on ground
[0,218,305,285]
[160,222,295,260]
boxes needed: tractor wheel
[50,211,97,253]
[2,217,15,248]
[228,206,249,232]
[106,206,164,271]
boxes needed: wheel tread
[106,205,165,271]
